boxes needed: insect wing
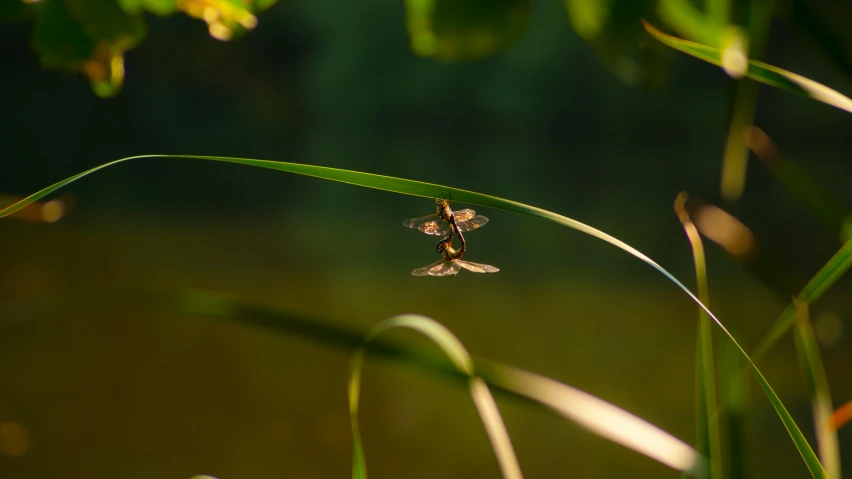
[402,214,450,236]
[452,209,476,222]
[412,260,448,276]
[430,261,461,276]
[457,260,499,273]
[456,215,489,232]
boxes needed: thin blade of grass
[181,291,704,475]
[720,337,750,479]
[642,20,852,114]
[753,237,852,360]
[349,315,522,479]
[719,0,773,201]
[793,300,841,478]
[675,193,722,479]
[0,154,827,476]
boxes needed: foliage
[4,0,276,97]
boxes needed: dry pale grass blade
[348,315,522,479]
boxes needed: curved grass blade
[349,315,523,479]
[793,300,841,478]
[0,154,827,476]
[642,20,852,114]
[490,363,702,474]
[675,193,721,479]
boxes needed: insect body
[403,199,489,237]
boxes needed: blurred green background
[2,0,852,477]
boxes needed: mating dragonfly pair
[403,199,499,276]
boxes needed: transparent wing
[430,261,461,276]
[457,260,499,273]
[452,209,476,222]
[412,259,448,276]
[456,214,489,233]
[402,214,451,236]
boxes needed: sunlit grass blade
[491,364,703,474]
[745,126,851,241]
[753,237,852,360]
[675,193,721,479]
[349,315,522,479]
[180,292,703,474]
[0,154,827,476]
[642,20,852,114]
[792,300,841,478]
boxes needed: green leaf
[31,0,146,97]
[404,0,530,61]
[32,0,96,70]
[349,315,522,479]
[64,0,146,46]
[564,0,609,41]
[643,20,852,114]
[0,154,828,477]
[675,193,722,479]
[117,0,178,16]
[793,301,841,478]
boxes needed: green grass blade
[793,300,841,478]
[642,20,852,114]
[719,1,773,201]
[675,193,721,479]
[349,315,522,479]
[720,337,750,479]
[753,237,852,360]
[1,154,827,476]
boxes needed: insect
[411,232,499,277]
[402,199,489,237]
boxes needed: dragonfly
[412,234,499,277]
[402,199,489,237]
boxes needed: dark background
[2,0,852,477]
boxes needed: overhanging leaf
[643,20,852,114]
[0,154,828,476]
